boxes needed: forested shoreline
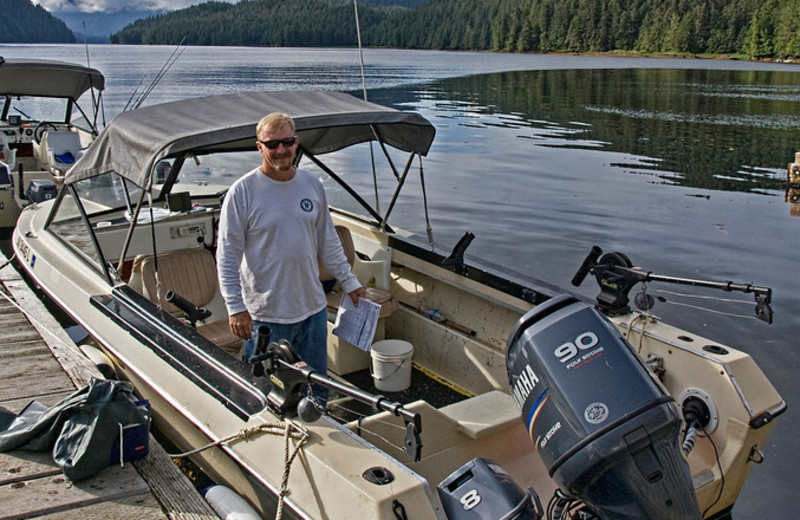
[1,0,76,44]
[5,0,800,59]
[110,0,800,59]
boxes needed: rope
[625,312,651,354]
[167,419,308,458]
[0,253,15,271]
[275,421,310,520]
[1,257,313,519]
[168,418,309,520]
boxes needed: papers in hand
[332,294,381,351]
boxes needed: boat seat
[319,225,398,319]
[439,390,520,439]
[0,133,15,174]
[0,162,11,189]
[41,130,82,173]
[132,248,242,357]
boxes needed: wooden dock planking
[0,461,160,520]
[0,338,76,403]
[0,251,220,520]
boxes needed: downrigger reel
[571,245,774,324]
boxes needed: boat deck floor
[329,365,470,422]
[0,252,220,520]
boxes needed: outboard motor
[438,458,542,519]
[506,294,701,520]
[26,178,57,203]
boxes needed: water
[2,44,799,517]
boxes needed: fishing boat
[13,90,785,520]
[0,57,105,232]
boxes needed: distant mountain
[54,10,166,44]
[0,0,76,44]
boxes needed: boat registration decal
[15,234,32,267]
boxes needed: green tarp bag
[0,378,150,480]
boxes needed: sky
[33,0,237,13]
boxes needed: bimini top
[65,90,436,188]
[0,58,105,99]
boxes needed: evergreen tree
[1,0,76,43]
[107,0,800,60]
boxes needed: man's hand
[349,287,367,306]
[229,310,253,339]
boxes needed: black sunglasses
[258,136,298,150]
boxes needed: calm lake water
[2,44,799,517]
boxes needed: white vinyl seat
[319,225,398,320]
[0,132,15,174]
[41,131,82,173]
[0,162,11,189]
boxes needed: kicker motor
[506,294,702,520]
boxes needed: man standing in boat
[217,112,365,380]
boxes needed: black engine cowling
[506,294,701,520]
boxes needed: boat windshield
[3,95,80,126]
[45,137,419,283]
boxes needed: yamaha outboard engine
[506,294,701,520]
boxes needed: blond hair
[256,112,295,139]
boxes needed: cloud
[33,0,236,14]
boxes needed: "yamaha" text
[511,364,540,409]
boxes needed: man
[217,112,365,382]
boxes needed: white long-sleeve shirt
[217,167,361,323]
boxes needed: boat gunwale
[91,285,269,419]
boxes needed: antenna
[352,1,380,213]
[83,22,102,131]
[353,0,369,102]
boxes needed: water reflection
[380,69,800,194]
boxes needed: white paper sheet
[332,295,381,351]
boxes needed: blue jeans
[244,309,329,400]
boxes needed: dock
[0,250,220,520]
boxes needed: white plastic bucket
[370,340,413,392]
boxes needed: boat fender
[202,485,261,520]
[78,343,116,380]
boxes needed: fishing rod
[124,36,188,112]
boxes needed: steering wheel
[33,122,59,144]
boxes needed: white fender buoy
[203,485,262,520]
[78,343,116,379]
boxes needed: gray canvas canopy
[0,58,105,99]
[65,91,436,189]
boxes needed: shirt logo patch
[300,198,314,212]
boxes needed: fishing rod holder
[165,290,211,328]
[248,326,423,461]
[572,245,773,324]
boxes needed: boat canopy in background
[0,58,105,99]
